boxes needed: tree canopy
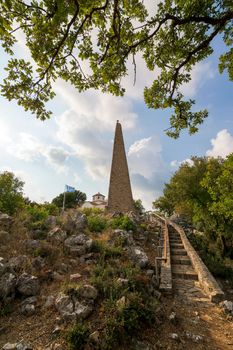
[0,0,232,137]
[52,189,86,208]
[0,171,25,214]
[153,154,233,257]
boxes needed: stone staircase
[169,227,198,282]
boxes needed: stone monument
[107,120,134,213]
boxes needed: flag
[65,185,76,193]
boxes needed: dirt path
[142,278,233,350]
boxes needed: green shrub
[27,205,49,222]
[81,207,104,217]
[66,322,90,350]
[91,240,123,258]
[0,302,13,316]
[87,215,107,232]
[110,215,136,232]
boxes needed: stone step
[170,243,184,249]
[171,256,191,265]
[172,265,198,281]
[171,249,187,256]
[169,238,182,242]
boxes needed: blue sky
[0,6,232,209]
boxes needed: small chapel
[81,192,107,210]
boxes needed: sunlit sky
[0,3,232,209]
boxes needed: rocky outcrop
[17,273,40,297]
[0,273,17,300]
[64,234,93,257]
[62,212,87,234]
[55,293,93,321]
[130,247,149,268]
[47,227,67,243]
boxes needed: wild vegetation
[154,154,233,283]
[1,1,232,137]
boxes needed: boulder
[0,213,13,230]
[78,285,98,300]
[48,227,67,244]
[64,234,93,257]
[70,273,82,282]
[130,247,149,268]
[43,295,55,309]
[0,262,5,277]
[111,229,134,246]
[31,257,45,271]
[20,296,37,316]
[17,273,40,296]
[220,300,233,315]
[62,212,87,234]
[2,344,17,350]
[55,293,93,321]
[25,240,40,251]
[7,256,28,273]
[0,273,17,300]
[44,215,57,228]
[0,230,11,244]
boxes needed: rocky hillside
[0,210,163,350]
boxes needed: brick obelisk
[107,120,134,213]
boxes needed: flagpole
[62,186,66,214]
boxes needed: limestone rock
[55,293,93,321]
[170,333,179,341]
[0,273,17,300]
[44,215,57,228]
[43,295,55,309]
[17,273,40,296]
[31,257,45,271]
[0,230,11,244]
[220,300,233,315]
[62,212,87,234]
[116,278,129,286]
[2,344,17,350]
[21,296,37,315]
[130,247,149,268]
[78,284,98,300]
[7,255,28,273]
[70,273,82,282]
[0,262,5,277]
[116,296,126,310]
[25,240,40,251]
[64,234,93,256]
[48,227,67,243]
[0,212,13,230]
[169,311,177,325]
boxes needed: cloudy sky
[0,4,232,209]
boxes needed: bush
[110,215,136,232]
[81,207,104,217]
[87,215,107,232]
[66,322,90,350]
[91,240,123,258]
[27,205,49,222]
[33,242,59,264]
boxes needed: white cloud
[55,81,138,180]
[128,136,165,209]
[206,129,233,158]
[7,132,71,173]
[180,62,215,98]
[170,158,194,168]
